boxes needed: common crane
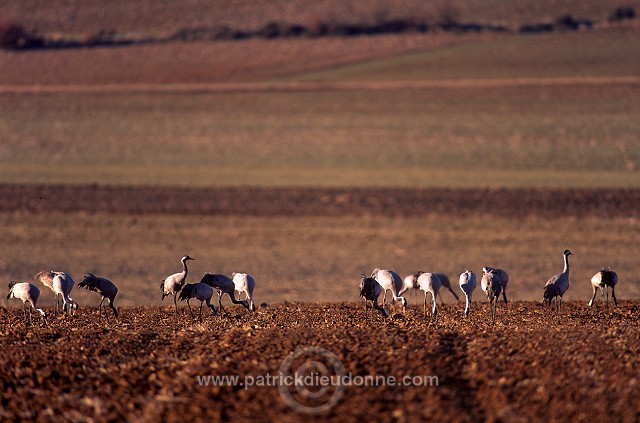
[160,255,195,314]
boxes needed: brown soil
[0,301,638,422]
[2,183,639,218]
[0,33,479,86]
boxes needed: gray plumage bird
[78,273,119,318]
[588,268,618,307]
[543,249,572,321]
[7,281,48,326]
[481,269,502,323]
[178,282,217,321]
[359,274,388,317]
[433,273,460,303]
[199,273,249,315]
[160,255,194,314]
[482,266,509,304]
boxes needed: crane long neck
[182,260,189,277]
[228,290,243,304]
[563,254,570,274]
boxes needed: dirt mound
[1,183,639,218]
[0,301,638,421]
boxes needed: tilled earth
[0,301,638,422]
[2,184,640,218]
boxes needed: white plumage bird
[34,270,78,315]
[416,272,441,321]
[7,281,48,325]
[459,270,477,317]
[400,272,459,305]
[232,272,256,312]
[371,268,407,309]
[52,272,77,315]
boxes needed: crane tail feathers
[542,283,559,303]
[77,280,99,292]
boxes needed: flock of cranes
[5,255,258,325]
[159,255,257,321]
[5,250,620,326]
[360,249,620,323]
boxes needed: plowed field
[0,301,638,422]
[2,184,639,218]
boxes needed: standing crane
[481,269,502,323]
[482,266,509,304]
[160,255,195,314]
[543,249,572,322]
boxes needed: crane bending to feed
[416,272,441,322]
[371,268,407,309]
[359,274,388,317]
[232,272,256,312]
[400,272,459,305]
[459,270,477,317]
[588,268,618,307]
[7,282,48,325]
[52,272,78,316]
[77,273,119,318]
[34,270,78,315]
[199,273,250,315]
[178,282,218,321]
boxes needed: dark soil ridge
[1,183,638,218]
[1,12,614,51]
